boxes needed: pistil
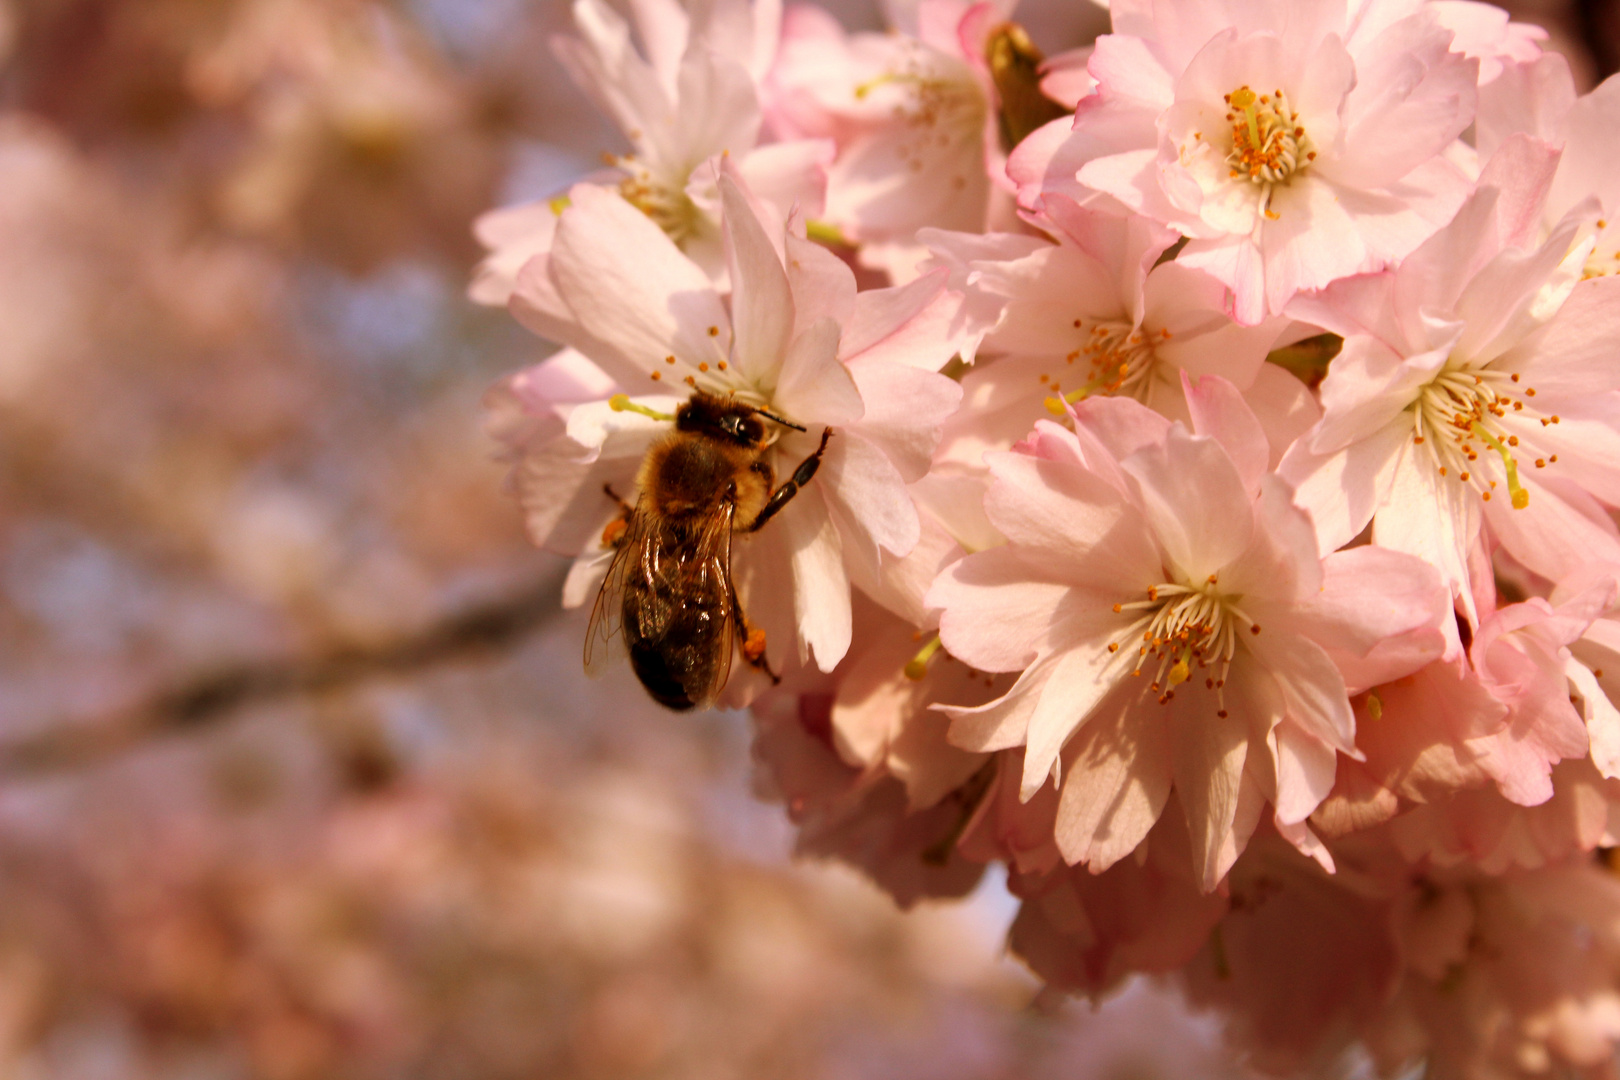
[1109,578,1255,713]
[1042,318,1172,413]
[1409,361,1548,508]
[1223,85,1315,220]
[612,156,703,245]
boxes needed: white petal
[772,318,863,425]
[781,490,853,670]
[720,172,794,385]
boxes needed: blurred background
[0,1,1611,1077]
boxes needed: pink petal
[1505,276,1620,400]
[1486,474,1620,587]
[1054,693,1173,871]
[1269,721,1339,825]
[929,548,1074,672]
[846,507,962,627]
[720,172,795,386]
[1182,372,1269,494]
[667,50,761,170]
[1006,115,1092,208]
[773,316,863,424]
[1021,638,1145,799]
[1547,67,1620,221]
[1119,426,1255,581]
[1567,656,1620,780]
[1281,419,1408,557]
[846,363,962,482]
[550,185,729,376]
[1243,363,1322,469]
[1335,13,1478,190]
[1245,627,1357,753]
[1179,235,1266,326]
[821,429,920,563]
[783,231,855,340]
[1476,52,1576,157]
[938,656,1056,751]
[470,201,561,306]
[1372,447,1483,625]
[1168,695,1254,891]
[511,252,645,385]
[554,0,671,148]
[1069,395,1174,475]
[735,138,834,222]
[1300,545,1450,664]
[981,450,1162,589]
[1260,178,1372,316]
[781,489,853,670]
[841,268,948,361]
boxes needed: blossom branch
[0,571,567,778]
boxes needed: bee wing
[682,500,738,711]
[583,506,655,678]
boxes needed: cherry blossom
[927,384,1446,888]
[471,0,831,301]
[467,0,1620,1070]
[1477,53,1620,281]
[766,0,1010,280]
[921,196,1305,467]
[1010,0,1480,323]
[503,171,961,675]
[1281,140,1620,624]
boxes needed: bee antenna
[754,408,807,432]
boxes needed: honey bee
[586,391,833,711]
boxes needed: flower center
[1041,317,1174,414]
[1223,85,1315,220]
[614,157,703,246]
[1586,250,1620,280]
[854,48,985,192]
[1584,222,1619,279]
[1409,360,1560,509]
[1109,579,1257,713]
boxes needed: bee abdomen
[623,582,728,711]
[627,640,699,711]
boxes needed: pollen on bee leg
[601,517,628,547]
[743,627,768,663]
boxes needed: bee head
[677,392,768,447]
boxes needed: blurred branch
[1577,0,1620,80]
[0,571,567,778]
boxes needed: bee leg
[600,483,634,548]
[730,587,781,685]
[741,427,833,534]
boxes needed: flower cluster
[479,0,1620,1073]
